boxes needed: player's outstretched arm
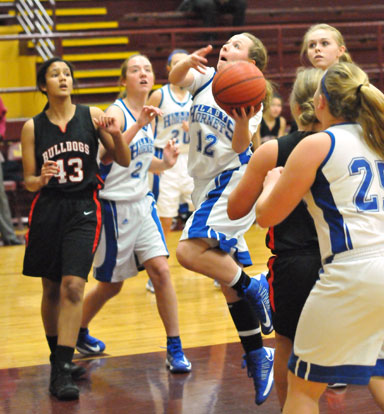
[169,45,212,87]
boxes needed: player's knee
[148,259,171,286]
[99,281,123,299]
[42,282,60,303]
[176,243,194,270]
[61,279,84,304]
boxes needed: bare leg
[145,256,179,337]
[283,371,327,414]
[57,275,86,347]
[41,278,61,336]
[176,238,239,284]
[160,217,173,240]
[274,333,293,409]
[81,281,123,328]
[368,377,384,411]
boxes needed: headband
[167,49,189,65]
[321,75,331,102]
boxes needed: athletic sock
[46,335,58,354]
[228,299,263,353]
[229,269,251,296]
[55,345,75,365]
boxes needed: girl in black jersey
[254,93,286,146]
[21,57,131,400]
[228,67,323,410]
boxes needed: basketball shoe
[50,361,79,400]
[243,273,273,335]
[146,278,155,293]
[76,328,106,355]
[50,354,86,379]
[166,337,192,373]
[242,347,274,406]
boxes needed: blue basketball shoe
[76,328,106,355]
[242,347,274,406]
[166,337,192,373]
[243,273,273,335]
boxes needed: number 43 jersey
[304,122,384,262]
[34,104,101,193]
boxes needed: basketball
[212,61,266,115]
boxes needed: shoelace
[168,340,184,359]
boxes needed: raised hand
[94,115,121,138]
[137,105,163,129]
[187,45,213,74]
[163,138,180,169]
[231,106,258,123]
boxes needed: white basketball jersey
[154,84,192,154]
[99,99,154,202]
[304,123,384,262]
[186,67,262,180]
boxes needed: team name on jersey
[163,111,189,128]
[130,137,154,160]
[190,104,234,140]
[42,140,90,162]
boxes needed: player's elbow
[227,196,245,220]
[255,214,269,228]
[255,205,275,228]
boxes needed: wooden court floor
[0,226,381,413]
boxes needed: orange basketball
[212,61,266,115]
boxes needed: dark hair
[36,57,75,96]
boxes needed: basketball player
[302,22,354,390]
[301,23,353,70]
[76,54,192,374]
[21,57,131,400]
[169,33,274,405]
[256,62,384,413]
[145,49,194,293]
[228,67,324,409]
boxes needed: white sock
[227,266,242,287]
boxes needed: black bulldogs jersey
[33,104,102,193]
[266,131,320,254]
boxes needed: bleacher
[0,0,384,222]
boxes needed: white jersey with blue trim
[154,84,191,154]
[186,67,262,180]
[99,98,154,202]
[304,123,384,262]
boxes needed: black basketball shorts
[23,190,103,281]
[267,252,321,341]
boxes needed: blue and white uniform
[289,123,384,385]
[180,67,262,265]
[93,98,168,283]
[154,85,194,218]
